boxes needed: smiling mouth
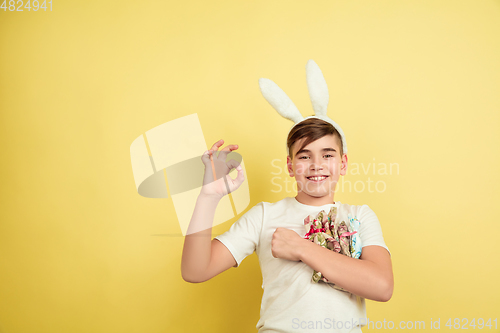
[306,176,329,182]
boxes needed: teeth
[308,176,327,181]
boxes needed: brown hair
[287,118,344,159]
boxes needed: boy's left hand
[271,227,307,261]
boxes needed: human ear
[340,154,348,176]
[287,155,294,177]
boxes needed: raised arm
[180,139,244,283]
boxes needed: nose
[310,156,324,171]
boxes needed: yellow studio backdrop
[1,0,499,332]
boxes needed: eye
[299,154,333,159]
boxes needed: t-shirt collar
[291,196,340,209]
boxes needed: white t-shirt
[214,196,390,333]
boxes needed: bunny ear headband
[258,59,348,157]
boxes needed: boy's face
[286,134,347,203]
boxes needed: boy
[181,61,393,332]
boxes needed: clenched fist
[271,228,308,262]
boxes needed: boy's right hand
[200,139,245,199]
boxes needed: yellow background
[1,0,499,332]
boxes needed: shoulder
[241,201,266,217]
[255,197,292,211]
[338,202,375,217]
[337,203,382,230]
[239,199,277,218]
[238,197,294,222]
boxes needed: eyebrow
[296,148,337,155]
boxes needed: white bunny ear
[306,59,329,116]
[259,78,304,124]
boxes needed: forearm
[181,194,221,282]
[299,242,392,301]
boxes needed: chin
[305,192,331,198]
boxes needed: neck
[295,192,335,206]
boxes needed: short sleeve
[213,202,264,267]
[357,205,391,256]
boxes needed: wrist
[298,238,313,262]
[198,193,222,203]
